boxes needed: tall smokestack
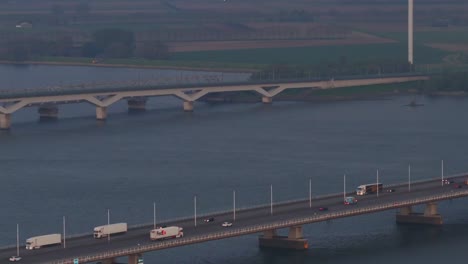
[408,0,414,65]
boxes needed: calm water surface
[1,65,468,264]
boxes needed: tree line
[0,28,170,61]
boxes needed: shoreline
[0,60,258,73]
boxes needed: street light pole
[233,190,236,221]
[309,178,312,208]
[194,195,197,227]
[63,216,66,249]
[16,224,19,257]
[408,164,411,192]
[343,174,346,201]
[107,209,110,243]
[270,184,273,215]
[377,169,379,197]
[153,202,156,229]
[441,159,444,186]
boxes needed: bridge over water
[0,172,466,264]
[0,74,428,130]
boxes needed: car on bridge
[9,256,21,262]
[222,222,233,227]
[318,207,328,211]
[204,217,215,223]
[344,196,357,205]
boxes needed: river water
[1,64,468,264]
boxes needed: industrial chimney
[408,0,414,65]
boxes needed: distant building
[15,21,33,28]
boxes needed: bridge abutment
[262,96,273,104]
[0,113,11,130]
[259,227,308,250]
[96,107,107,120]
[128,98,147,112]
[38,104,59,120]
[396,203,442,225]
[183,101,194,112]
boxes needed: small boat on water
[406,99,424,107]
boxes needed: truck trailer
[356,183,383,195]
[26,234,61,250]
[93,223,128,239]
[150,226,184,241]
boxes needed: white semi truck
[93,223,128,238]
[26,234,61,250]
[150,226,184,241]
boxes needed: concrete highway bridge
[1,172,467,264]
[0,74,428,130]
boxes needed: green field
[171,43,448,65]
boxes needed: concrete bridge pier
[183,101,194,112]
[128,253,143,264]
[262,96,273,104]
[396,203,442,225]
[128,98,147,112]
[0,113,11,130]
[96,107,107,120]
[98,258,117,264]
[38,104,58,120]
[259,227,308,250]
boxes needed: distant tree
[92,28,135,58]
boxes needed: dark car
[386,189,396,193]
[443,179,454,185]
[318,207,328,211]
[204,217,215,223]
[453,183,462,189]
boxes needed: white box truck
[150,226,183,241]
[93,223,127,238]
[26,234,61,250]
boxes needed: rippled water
[1,64,468,263]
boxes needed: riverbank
[0,57,261,73]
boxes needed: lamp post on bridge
[233,190,236,221]
[153,202,157,229]
[270,184,273,215]
[107,209,110,243]
[441,159,444,186]
[377,169,379,197]
[408,164,411,192]
[309,178,312,208]
[194,195,197,227]
[343,174,346,202]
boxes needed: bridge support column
[0,113,11,130]
[259,227,308,250]
[96,107,107,120]
[38,105,58,120]
[128,253,142,264]
[396,203,442,225]
[128,98,147,113]
[183,101,194,112]
[262,96,273,104]
[99,258,117,264]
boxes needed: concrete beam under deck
[128,253,143,264]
